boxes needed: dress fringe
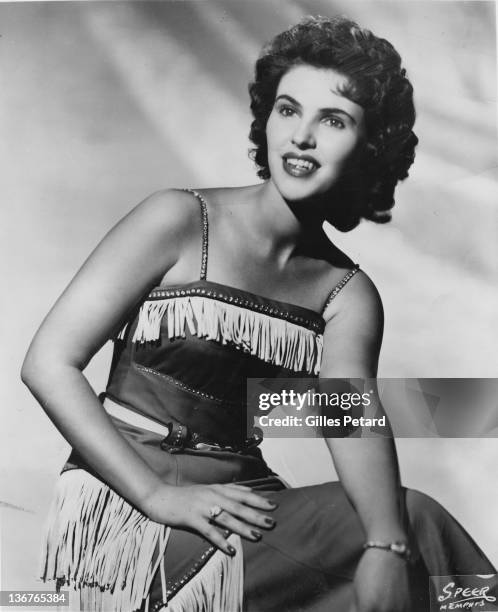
[123,296,323,375]
[40,470,245,612]
[39,470,169,612]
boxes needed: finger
[216,498,276,531]
[211,510,264,542]
[217,485,278,511]
[195,519,237,556]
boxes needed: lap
[156,481,495,612]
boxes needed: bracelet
[363,540,412,562]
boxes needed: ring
[208,504,223,522]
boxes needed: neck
[251,181,329,258]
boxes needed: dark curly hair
[248,15,418,230]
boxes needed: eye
[277,104,297,118]
[322,116,345,129]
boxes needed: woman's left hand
[351,548,411,612]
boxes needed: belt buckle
[193,442,223,451]
[160,422,189,453]
[160,424,264,454]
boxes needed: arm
[21,189,275,552]
[22,189,186,506]
[320,271,410,611]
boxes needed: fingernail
[227,545,236,556]
[267,500,278,508]
[265,517,275,527]
[251,530,262,541]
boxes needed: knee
[404,487,448,531]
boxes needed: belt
[102,395,263,454]
[103,396,171,437]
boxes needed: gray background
[1,0,497,594]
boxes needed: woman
[22,16,494,612]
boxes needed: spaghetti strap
[321,264,360,313]
[183,188,209,280]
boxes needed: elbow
[21,343,82,392]
[21,345,61,391]
[20,349,43,390]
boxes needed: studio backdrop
[1,0,497,593]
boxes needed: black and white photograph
[2,1,497,611]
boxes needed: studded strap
[184,189,209,280]
[321,264,360,313]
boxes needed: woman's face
[266,64,365,201]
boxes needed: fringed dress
[39,189,495,612]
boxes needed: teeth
[285,158,316,171]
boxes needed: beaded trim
[151,533,239,611]
[146,286,323,333]
[135,364,245,408]
[322,264,360,312]
[183,188,209,281]
[164,545,217,604]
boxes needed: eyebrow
[275,94,358,125]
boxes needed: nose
[291,119,316,149]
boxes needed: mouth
[282,154,320,178]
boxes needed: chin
[272,173,336,202]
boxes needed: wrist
[138,478,170,520]
[365,521,408,543]
[363,539,412,563]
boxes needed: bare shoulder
[125,188,201,239]
[102,187,208,277]
[323,267,384,328]
[347,269,383,310]
[61,187,205,299]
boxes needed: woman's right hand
[141,482,277,555]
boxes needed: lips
[282,154,320,177]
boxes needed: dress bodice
[105,278,326,448]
